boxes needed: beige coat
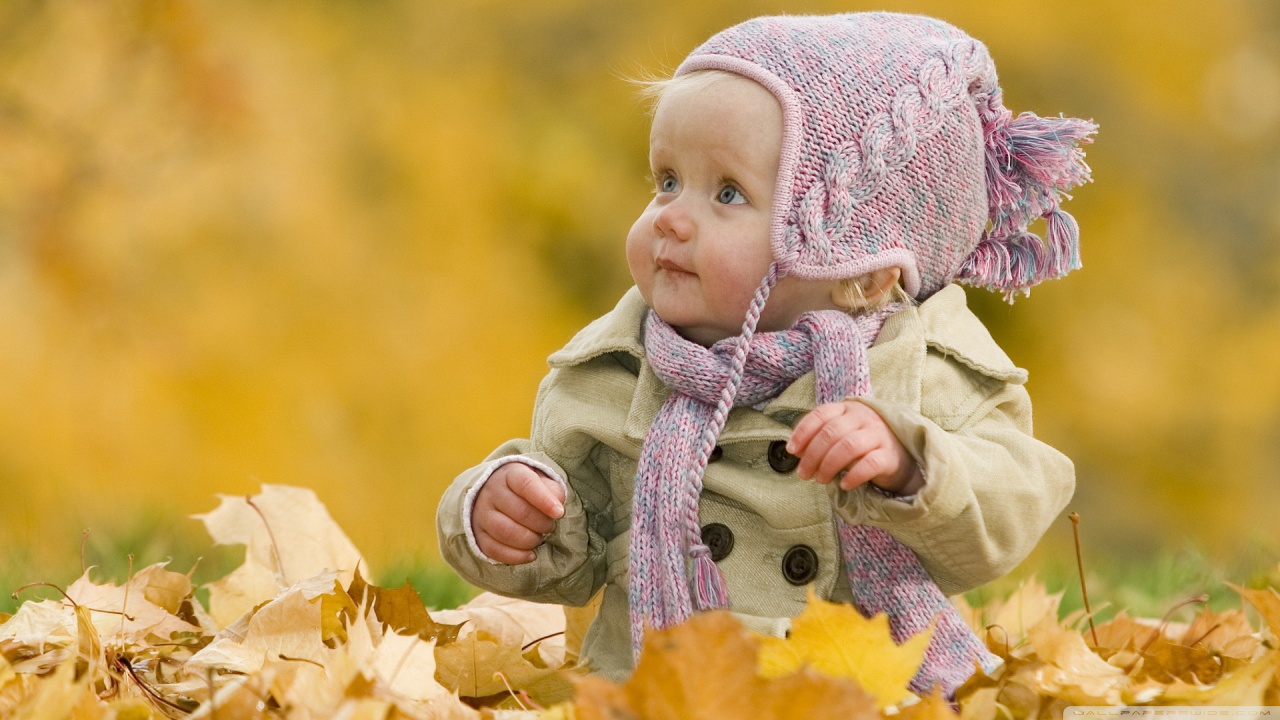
[437,284,1074,680]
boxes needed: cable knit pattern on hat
[676,12,1095,300]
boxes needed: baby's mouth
[656,257,694,276]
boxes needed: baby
[438,12,1092,696]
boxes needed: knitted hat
[674,12,1097,301]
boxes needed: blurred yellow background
[2,0,1278,578]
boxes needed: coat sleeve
[436,369,613,607]
[826,353,1075,597]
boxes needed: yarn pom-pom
[984,105,1097,229]
[963,94,1096,300]
[958,208,1083,303]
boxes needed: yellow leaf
[564,590,603,664]
[755,587,932,708]
[572,610,877,720]
[194,485,366,628]
[131,563,193,615]
[1230,583,1280,634]
[433,591,566,666]
[434,630,569,703]
[1024,614,1128,704]
[898,690,961,720]
[66,570,201,646]
[321,580,358,646]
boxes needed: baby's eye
[659,174,679,193]
[717,185,747,205]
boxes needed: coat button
[700,523,734,561]
[708,445,723,463]
[781,544,818,585]
[767,440,799,473]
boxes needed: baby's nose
[654,199,694,241]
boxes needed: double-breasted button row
[698,522,818,585]
[767,440,800,473]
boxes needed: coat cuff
[462,455,571,565]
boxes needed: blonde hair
[634,69,750,114]
[836,274,915,313]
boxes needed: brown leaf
[1180,606,1260,659]
[346,569,462,646]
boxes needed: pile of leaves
[3,485,1280,719]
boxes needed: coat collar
[547,285,1026,444]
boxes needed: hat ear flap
[958,92,1098,301]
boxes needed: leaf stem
[1070,512,1099,647]
[246,495,288,589]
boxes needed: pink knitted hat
[675,12,1097,301]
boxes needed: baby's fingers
[492,488,558,535]
[788,402,850,456]
[506,465,566,520]
[475,526,537,565]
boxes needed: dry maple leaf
[1231,583,1280,636]
[434,629,572,704]
[345,569,463,647]
[1023,613,1128,705]
[186,571,343,674]
[66,568,203,647]
[194,484,366,628]
[434,591,568,668]
[755,587,932,709]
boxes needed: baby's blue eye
[660,175,678,193]
[718,185,746,205]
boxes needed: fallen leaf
[434,592,567,667]
[572,610,878,720]
[1180,606,1259,659]
[66,569,202,646]
[755,587,931,708]
[194,485,366,628]
[1024,614,1128,704]
[186,573,343,674]
[434,630,569,702]
[564,591,603,665]
[898,689,961,720]
[345,570,462,646]
[1231,584,1280,636]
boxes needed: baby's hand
[471,462,566,564]
[787,400,923,495]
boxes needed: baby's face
[626,74,841,346]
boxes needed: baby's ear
[832,267,903,310]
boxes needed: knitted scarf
[628,306,1000,696]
